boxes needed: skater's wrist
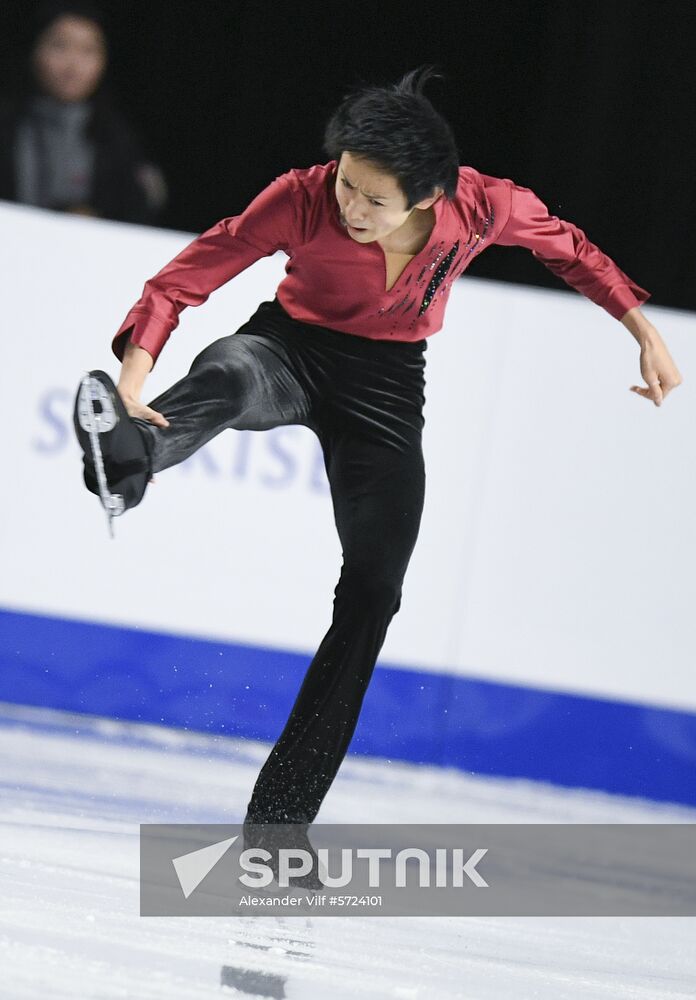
[116,386,140,404]
[118,341,153,401]
[116,375,144,399]
[620,306,660,348]
[121,340,154,371]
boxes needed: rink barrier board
[1,606,695,807]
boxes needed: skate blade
[78,374,126,538]
[76,374,118,433]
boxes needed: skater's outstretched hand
[628,333,683,407]
[622,308,683,407]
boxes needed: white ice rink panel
[2,201,695,711]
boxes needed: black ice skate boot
[73,370,152,536]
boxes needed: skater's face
[335,151,442,246]
[32,14,107,103]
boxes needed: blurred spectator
[0,1,167,224]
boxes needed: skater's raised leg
[74,312,316,520]
[138,329,314,474]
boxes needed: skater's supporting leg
[244,426,426,824]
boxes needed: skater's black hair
[322,65,460,210]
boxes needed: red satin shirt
[112,160,650,365]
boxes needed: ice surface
[1,702,695,999]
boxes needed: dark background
[2,0,695,311]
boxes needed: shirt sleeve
[112,173,299,365]
[490,178,651,321]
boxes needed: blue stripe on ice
[1,606,695,806]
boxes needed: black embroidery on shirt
[372,201,495,333]
[418,241,460,315]
[450,251,465,274]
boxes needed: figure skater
[73,66,682,872]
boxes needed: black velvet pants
[137,296,428,824]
